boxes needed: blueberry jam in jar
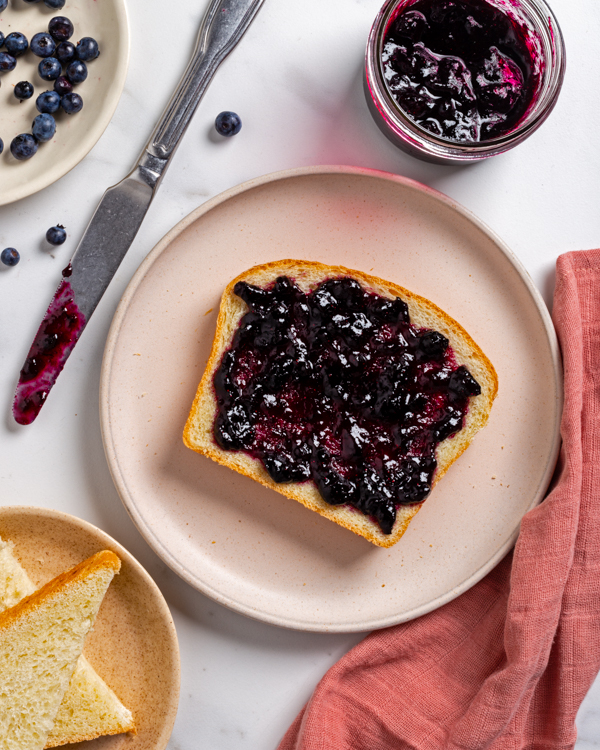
[382,0,537,142]
[213,276,481,535]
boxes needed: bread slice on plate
[184,260,498,548]
[0,550,121,750]
[0,538,135,748]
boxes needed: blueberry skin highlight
[46,225,67,246]
[11,134,38,161]
[215,111,242,137]
[31,33,56,58]
[56,41,76,64]
[66,60,87,84]
[76,37,100,61]
[14,81,34,101]
[61,92,83,114]
[36,90,61,114]
[5,32,28,57]
[1,249,20,267]
[0,53,17,73]
[32,113,56,142]
[39,57,62,81]
[49,16,73,42]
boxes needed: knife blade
[13,0,266,425]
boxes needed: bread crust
[184,260,498,548]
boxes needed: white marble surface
[1,0,599,747]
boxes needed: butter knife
[13,0,266,425]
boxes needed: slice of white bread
[0,550,121,750]
[0,538,135,748]
[184,260,498,548]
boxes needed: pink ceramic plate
[100,166,562,633]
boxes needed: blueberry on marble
[11,134,38,160]
[56,41,76,64]
[49,16,73,43]
[0,53,17,73]
[61,91,83,114]
[32,113,56,142]
[14,81,34,101]
[215,111,242,137]
[75,37,99,61]
[1,248,20,267]
[53,75,72,96]
[36,90,61,113]
[38,57,61,81]
[46,225,67,245]
[31,33,56,58]
[66,60,87,84]
[44,0,66,9]
[5,32,28,57]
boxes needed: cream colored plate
[0,0,129,205]
[100,166,562,633]
[0,506,180,749]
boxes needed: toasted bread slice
[0,538,135,748]
[0,550,120,750]
[184,260,498,548]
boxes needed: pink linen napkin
[279,249,600,750]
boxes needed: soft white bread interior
[184,260,498,548]
[0,538,135,748]
[0,550,121,750]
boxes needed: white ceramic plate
[0,0,129,206]
[100,166,562,633]
[0,505,180,749]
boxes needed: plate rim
[0,0,131,207]
[0,504,181,748]
[100,165,563,632]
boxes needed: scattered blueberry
[32,113,56,142]
[53,75,72,96]
[44,0,66,9]
[46,225,66,246]
[49,16,73,42]
[61,91,83,114]
[31,32,56,58]
[0,31,4,47]
[5,32,28,58]
[0,138,3,155]
[0,0,7,12]
[215,111,242,137]
[36,90,61,113]
[1,248,20,267]
[66,59,87,84]
[38,57,62,81]
[0,53,17,73]
[76,37,99,61]
[11,134,38,160]
[14,81,34,101]
[56,41,76,65]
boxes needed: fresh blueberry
[5,32,28,57]
[11,134,38,160]
[0,31,4,47]
[0,53,17,73]
[48,16,73,42]
[66,60,87,84]
[14,81,34,101]
[61,91,83,114]
[44,0,66,9]
[0,138,3,155]
[31,33,56,58]
[38,57,62,81]
[36,90,61,114]
[1,248,20,267]
[215,111,242,137]
[0,0,7,12]
[46,225,67,246]
[56,41,76,65]
[76,37,99,61]
[54,75,72,96]
[32,113,56,142]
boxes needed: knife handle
[137,0,265,183]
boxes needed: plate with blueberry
[0,0,129,205]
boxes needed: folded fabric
[278,249,600,750]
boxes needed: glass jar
[364,0,566,164]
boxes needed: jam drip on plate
[213,276,481,535]
[381,0,538,142]
[13,267,86,426]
